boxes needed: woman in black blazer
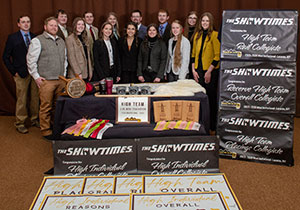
[137,24,167,83]
[92,22,121,83]
[118,22,142,83]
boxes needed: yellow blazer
[191,30,220,70]
[65,33,93,80]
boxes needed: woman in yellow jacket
[191,12,220,132]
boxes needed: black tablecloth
[53,93,210,139]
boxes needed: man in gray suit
[130,9,147,40]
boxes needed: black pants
[121,71,138,84]
[196,68,219,131]
[167,71,179,82]
[142,70,157,82]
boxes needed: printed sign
[143,174,242,210]
[221,10,298,61]
[218,110,294,166]
[29,177,84,210]
[137,136,219,174]
[53,139,137,176]
[131,192,230,210]
[116,97,150,123]
[114,176,143,194]
[219,61,296,113]
[81,176,115,194]
[39,194,130,210]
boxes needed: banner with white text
[53,139,137,176]
[221,10,298,61]
[137,136,219,174]
[219,61,296,113]
[218,110,294,166]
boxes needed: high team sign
[219,61,296,113]
[218,110,294,166]
[221,10,298,61]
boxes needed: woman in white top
[165,20,191,81]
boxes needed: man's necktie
[90,27,95,42]
[159,25,164,36]
[24,33,30,49]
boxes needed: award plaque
[59,76,86,98]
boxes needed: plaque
[59,76,86,98]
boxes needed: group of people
[2,9,220,139]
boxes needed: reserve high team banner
[218,110,294,166]
[219,60,296,113]
[221,10,298,61]
[53,139,137,176]
[137,136,219,174]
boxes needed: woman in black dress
[118,22,142,83]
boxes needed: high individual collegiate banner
[53,139,137,176]
[218,110,294,166]
[221,10,298,61]
[137,136,219,174]
[219,61,296,113]
[39,194,130,210]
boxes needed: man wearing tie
[2,15,39,134]
[158,9,171,46]
[83,11,99,64]
[130,9,147,40]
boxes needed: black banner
[221,10,298,61]
[219,61,296,113]
[53,139,137,176]
[218,110,294,166]
[137,136,219,174]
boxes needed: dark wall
[0,0,299,115]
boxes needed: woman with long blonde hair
[107,12,120,41]
[166,20,190,81]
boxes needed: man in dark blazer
[2,15,39,134]
[158,9,171,46]
[55,9,72,40]
[131,10,147,40]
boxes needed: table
[53,93,210,139]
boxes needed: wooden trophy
[59,75,86,98]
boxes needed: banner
[137,136,219,174]
[221,10,298,61]
[81,176,115,194]
[219,61,296,113]
[29,177,84,210]
[218,110,294,166]
[53,139,137,176]
[130,192,230,210]
[39,194,130,210]
[114,176,143,193]
[143,174,242,210]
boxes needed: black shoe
[43,134,54,140]
[16,125,28,134]
[31,120,40,128]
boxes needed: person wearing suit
[130,10,147,40]
[166,20,190,82]
[118,22,142,83]
[92,22,121,83]
[55,9,72,40]
[2,15,39,134]
[158,9,171,46]
[66,17,93,81]
[191,12,220,132]
[137,24,167,83]
[83,11,99,66]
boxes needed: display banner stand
[218,10,298,166]
[53,136,219,175]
